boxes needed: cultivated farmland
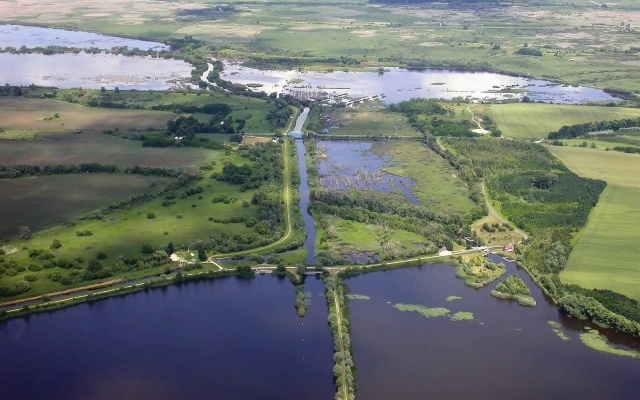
[0,174,167,238]
[483,104,640,140]
[548,145,640,300]
[0,133,213,167]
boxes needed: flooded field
[0,52,192,90]
[221,61,619,104]
[317,140,417,203]
[0,24,168,50]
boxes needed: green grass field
[375,141,474,213]
[0,133,214,167]
[484,104,640,139]
[320,107,421,138]
[0,174,167,238]
[548,145,640,300]
[0,97,174,135]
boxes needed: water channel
[290,107,317,265]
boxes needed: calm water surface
[0,24,168,50]
[347,258,640,400]
[0,52,192,90]
[0,276,333,400]
[221,61,619,104]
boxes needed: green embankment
[486,104,640,140]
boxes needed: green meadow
[375,141,475,213]
[483,104,640,140]
[549,145,640,300]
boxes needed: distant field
[375,141,474,213]
[321,108,420,137]
[547,145,640,187]
[51,90,275,134]
[0,174,165,238]
[548,145,640,300]
[0,97,174,134]
[0,133,213,167]
[482,104,640,140]
[561,186,640,301]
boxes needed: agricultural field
[548,145,640,300]
[0,174,167,238]
[0,143,286,299]
[319,107,421,138]
[47,90,276,134]
[0,97,174,137]
[374,141,474,213]
[476,103,640,140]
[0,133,214,167]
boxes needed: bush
[141,244,154,254]
[50,239,62,249]
[147,212,156,219]
[96,251,108,260]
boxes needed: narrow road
[481,182,528,241]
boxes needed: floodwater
[0,24,168,50]
[0,52,193,90]
[317,140,417,203]
[347,256,640,400]
[290,108,317,265]
[0,276,334,400]
[0,25,191,90]
[221,61,619,104]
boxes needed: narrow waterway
[290,108,316,265]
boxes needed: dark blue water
[290,108,317,265]
[0,276,333,400]
[346,260,640,400]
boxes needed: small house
[504,243,515,252]
[438,247,452,257]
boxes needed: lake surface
[317,140,417,203]
[0,276,334,400]
[0,24,168,51]
[347,257,640,400]
[221,61,619,104]
[0,52,193,90]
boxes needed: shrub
[147,212,156,219]
[96,251,108,260]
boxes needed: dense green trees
[548,117,640,139]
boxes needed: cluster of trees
[548,117,640,139]
[493,275,532,297]
[559,293,640,338]
[266,98,293,131]
[0,163,198,179]
[488,171,605,233]
[516,47,543,57]
[613,146,640,154]
[324,276,356,400]
[216,142,283,191]
[310,190,468,265]
[390,99,476,137]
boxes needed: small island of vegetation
[491,275,536,307]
